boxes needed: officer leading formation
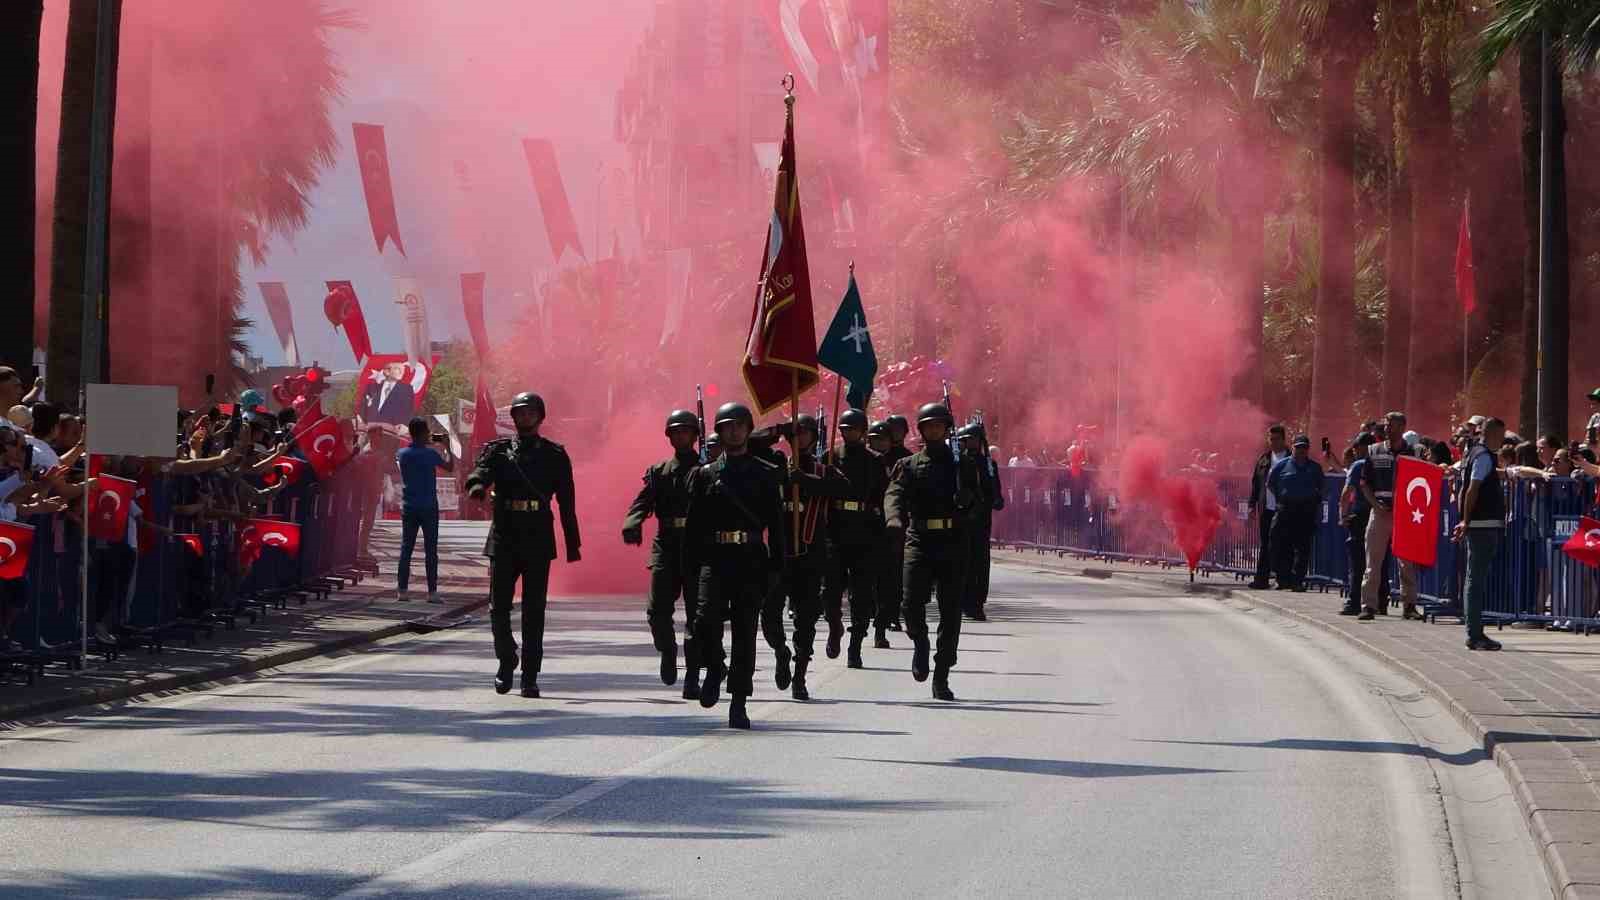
[468,390,1000,729]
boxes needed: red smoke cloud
[1118,436,1225,572]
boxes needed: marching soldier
[866,420,892,456]
[957,423,1005,621]
[623,409,704,699]
[773,414,848,700]
[820,408,891,669]
[748,428,795,687]
[878,414,914,632]
[884,403,980,702]
[464,392,582,699]
[684,402,787,729]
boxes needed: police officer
[684,402,786,729]
[879,414,913,632]
[957,423,1005,621]
[465,392,582,699]
[773,414,848,700]
[623,410,703,699]
[885,403,980,702]
[821,408,890,668]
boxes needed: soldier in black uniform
[957,422,1005,621]
[879,414,914,632]
[820,408,890,668]
[623,410,703,699]
[684,402,786,729]
[464,392,582,699]
[885,403,979,702]
[866,420,892,456]
[746,428,795,689]
[772,414,849,699]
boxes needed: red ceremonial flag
[323,282,374,365]
[352,122,407,257]
[294,415,352,479]
[742,95,822,415]
[257,282,301,367]
[1455,198,1476,315]
[88,475,137,542]
[178,533,205,559]
[522,139,586,262]
[262,455,309,488]
[461,272,492,360]
[1562,517,1600,569]
[0,520,34,580]
[1393,456,1443,567]
[244,518,302,559]
[471,375,499,449]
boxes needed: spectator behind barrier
[1246,424,1291,590]
[395,416,454,603]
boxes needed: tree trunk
[1,2,44,375]
[46,0,119,406]
[1535,54,1569,440]
[1518,40,1539,437]
[1404,21,1457,436]
[1307,1,1370,442]
[1382,21,1416,416]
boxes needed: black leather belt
[665,517,687,528]
[714,531,754,545]
[917,518,955,531]
[503,499,543,511]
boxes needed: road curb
[999,553,1588,899]
[0,597,489,726]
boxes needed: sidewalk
[0,522,490,724]
[997,548,1600,900]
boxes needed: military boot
[911,636,930,682]
[659,639,678,686]
[699,664,724,709]
[729,694,751,729]
[773,645,793,691]
[847,634,865,669]
[494,658,516,695]
[825,620,843,659]
[874,626,891,649]
[931,664,955,701]
[520,671,540,699]
[791,659,810,701]
[681,638,700,701]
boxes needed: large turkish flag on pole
[1393,456,1443,567]
[88,475,137,542]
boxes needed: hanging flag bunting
[257,283,301,366]
[323,281,374,366]
[1455,197,1476,315]
[471,375,499,450]
[352,122,407,256]
[742,89,822,415]
[522,138,586,263]
[816,269,877,409]
[460,273,492,360]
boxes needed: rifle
[943,379,964,500]
[972,409,997,479]
[815,403,826,464]
[695,384,708,464]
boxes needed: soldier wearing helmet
[465,391,582,699]
[622,409,706,698]
[884,402,981,702]
[956,422,1005,621]
[820,408,892,669]
[877,414,914,633]
[682,401,787,729]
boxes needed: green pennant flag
[816,273,878,410]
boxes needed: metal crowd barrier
[993,465,1600,632]
[0,454,374,685]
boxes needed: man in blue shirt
[397,417,455,603]
[1267,435,1326,592]
[1338,433,1380,615]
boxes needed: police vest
[1366,442,1402,500]
[1460,445,1506,526]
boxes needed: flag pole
[829,373,844,458]
[1462,193,1470,418]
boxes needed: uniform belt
[832,500,867,512]
[917,518,955,531]
[783,501,806,512]
[1374,491,1394,499]
[665,517,687,528]
[714,530,754,545]
[502,499,543,511]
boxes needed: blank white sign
[86,384,179,459]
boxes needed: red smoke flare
[1118,437,1224,573]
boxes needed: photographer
[396,417,454,603]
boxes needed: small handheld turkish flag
[240,519,301,568]
[1562,517,1600,569]
[178,534,205,559]
[0,520,34,580]
[1392,456,1443,567]
[293,416,351,479]
[88,475,137,542]
[262,455,309,488]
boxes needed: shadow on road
[839,755,1232,779]
[0,868,650,899]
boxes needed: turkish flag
[1393,456,1443,567]
[1563,517,1600,569]
[522,139,585,262]
[352,122,407,256]
[262,455,310,488]
[294,415,352,479]
[471,375,499,450]
[1455,199,1476,315]
[243,518,302,560]
[0,520,34,580]
[323,282,374,365]
[461,272,492,360]
[741,97,821,415]
[177,533,205,559]
[88,475,137,542]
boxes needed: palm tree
[1476,0,1591,438]
[0,2,43,373]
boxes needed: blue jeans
[399,507,440,593]
[1463,528,1501,637]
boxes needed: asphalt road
[0,563,1546,899]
